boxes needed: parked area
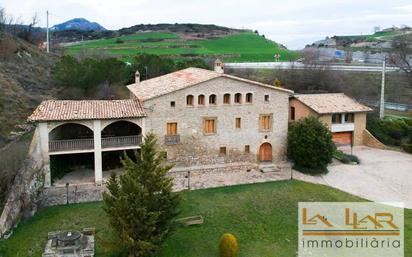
[2,180,410,257]
[294,146,412,208]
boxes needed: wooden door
[332,132,353,145]
[259,143,272,162]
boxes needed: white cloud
[2,0,412,49]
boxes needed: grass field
[66,32,299,62]
[0,180,410,257]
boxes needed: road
[224,62,400,72]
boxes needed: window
[332,114,342,124]
[345,113,354,123]
[186,95,194,106]
[264,94,270,102]
[166,122,177,135]
[235,117,241,129]
[170,101,175,107]
[234,93,242,104]
[219,146,227,155]
[259,115,272,131]
[203,118,216,134]
[223,94,231,104]
[290,107,296,121]
[246,93,253,103]
[198,95,205,106]
[209,94,217,105]
[244,145,250,153]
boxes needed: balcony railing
[102,135,142,148]
[49,135,142,153]
[331,123,355,132]
[49,138,94,152]
[164,134,180,145]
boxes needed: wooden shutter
[235,118,241,129]
[167,122,177,135]
[260,115,271,130]
[204,119,215,134]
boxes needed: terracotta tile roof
[294,93,372,114]
[127,67,293,100]
[28,99,146,122]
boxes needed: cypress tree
[103,133,180,257]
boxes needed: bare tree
[389,35,412,88]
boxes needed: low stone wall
[39,162,292,207]
[39,184,106,207]
[363,129,386,149]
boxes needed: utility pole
[379,56,386,118]
[46,10,50,53]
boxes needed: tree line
[53,54,209,99]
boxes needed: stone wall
[363,129,386,149]
[144,76,291,166]
[38,162,292,207]
[0,128,45,237]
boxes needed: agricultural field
[0,180,410,257]
[65,32,299,62]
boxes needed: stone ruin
[42,228,95,257]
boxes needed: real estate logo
[298,202,404,257]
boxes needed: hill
[311,26,412,49]
[51,18,106,32]
[0,35,59,146]
[65,31,299,62]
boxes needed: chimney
[214,59,224,74]
[135,70,140,84]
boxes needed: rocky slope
[0,35,59,146]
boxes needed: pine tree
[103,133,180,257]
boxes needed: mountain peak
[51,18,106,31]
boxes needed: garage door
[332,132,353,145]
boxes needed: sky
[2,0,412,49]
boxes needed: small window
[260,115,272,131]
[223,94,231,104]
[219,146,227,155]
[198,95,205,106]
[235,117,241,129]
[170,101,175,107]
[166,122,177,135]
[246,93,253,103]
[203,118,216,134]
[264,94,270,102]
[290,107,296,121]
[332,114,342,124]
[345,113,354,123]
[209,94,217,105]
[244,145,250,153]
[186,95,194,106]
[234,93,242,104]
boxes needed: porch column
[93,120,103,185]
[39,122,51,187]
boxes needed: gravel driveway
[293,146,412,208]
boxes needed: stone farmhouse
[28,60,373,188]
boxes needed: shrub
[288,116,336,174]
[367,117,410,146]
[334,150,360,164]
[219,233,238,257]
[402,144,412,154]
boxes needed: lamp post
[66,183,69,205]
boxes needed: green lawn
[66,32,299,62]
[0,180,410,257]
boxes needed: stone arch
[101,120,142,138]
[49,122,94,140]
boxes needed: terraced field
[66,32,299,62]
